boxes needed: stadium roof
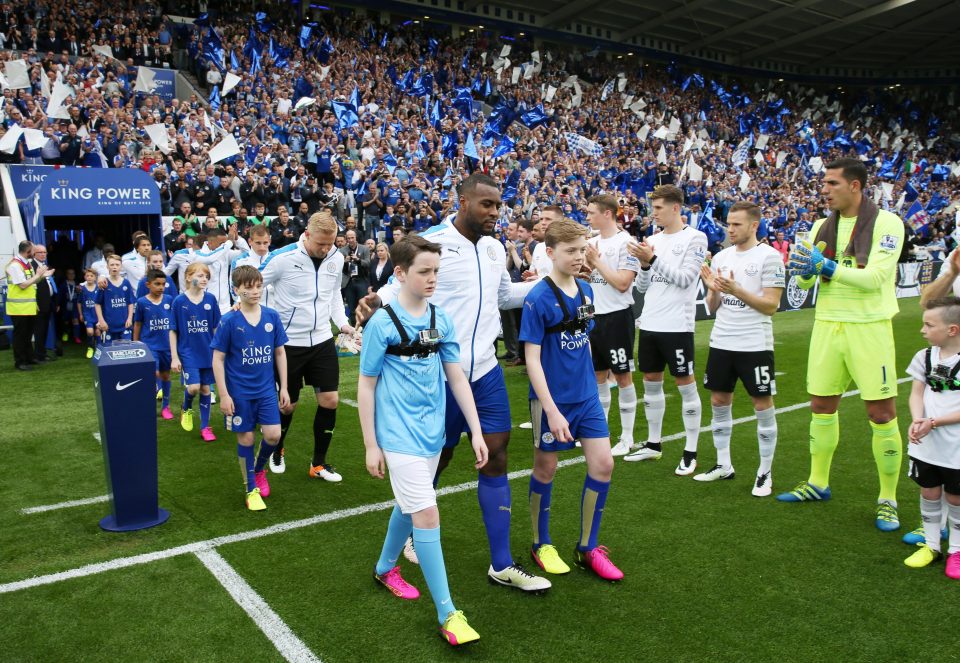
[383,0,960,78]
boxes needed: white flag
[3,60,30,89]
[511,67,521,84]
[638,125,650,142]
[682,138,692,154]
[203,110,214,133]
[669,117,682,136]
[657,144,667,164]
[622,95,633,110]
[618,77,627,92]
[208,133,241,164]
[756,134,769,150]
[545,86,557,103]
[295,97,315,110]
[319,66,331,81]
[500,45,511,57]
[134,67,157,93]
[91,44,115,60]
[654,126,669,140]
[532,50,541,63]
[755,150,765,164]
[880,182,894,200]
[808,156,824,173]
[23,128,47,151]
[776,151,788,169]
[738,171,751,192]
[688,160,703,182]
[523,64,535,80]
[0,125,23,154]
[145,124,171,154]
[40,71,51,99]
[221,72,241,96]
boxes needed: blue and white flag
[731,135,753,167]
[905,200,929,233]
[564,132,602,157]
[465,131,480,161]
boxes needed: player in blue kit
[170,262,221,442]
[211,266,290,511]
[358,236,488,646]
[94,254,134,344]
[520,218,623,582]
[133,269,175,421]
[78,267,100,358]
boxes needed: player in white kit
[697,201,786,496]
[624,185,707,476]
[584,194,641,456]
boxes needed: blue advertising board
[7,164,162,245]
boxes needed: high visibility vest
[5,257,38,315]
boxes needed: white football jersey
[589,230,640,314]
[906,346,960,469]
[636,226,708,333]
[708,243,785,352]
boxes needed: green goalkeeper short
[806,319,898,401]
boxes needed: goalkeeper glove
[787,241,836,278]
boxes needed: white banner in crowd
[0,125,23,153]
[144,124,171,154]
[134,67,156,93]
[23,128,47,151]
[688,159,704,182]
[208,133,241,164]
[4,59,30,89]
[221,73,241,96]
[738,171,751,192]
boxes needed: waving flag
[332,101,359,129]
[564,132,603,157]
[905,200,929,233]
[465,131,480,162]
[520,104,549,129]
[731,135,753,167]
[493,135,515,159]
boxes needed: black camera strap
[384,304,439,357]
[924,347,960,392]
[543,277,589,335]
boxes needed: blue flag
[249,48,261,76]
[332,101,359,129]
[520,104,549,129]
[351,86,361,111]
[441,133,458,160]
[465,131,480,161]
[230,49,240,71]
[380,32,389,49]
[299,26,313,49]
[317,37,335,64]
[294,77,313,103]
[905,200,929,233]
[931,164,950,182]
[382,152,398,174]
[493,135,515,159]
[209,85,221,111]
[430,99,442,130]
[452,87,474,121]
[904,180,919,203]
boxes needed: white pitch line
[340,398,359,408]
[2,378,910,595]
[20,495,110,515]
[195,550,321,663]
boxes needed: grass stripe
[1,376,909,595]
[195,550,322,663]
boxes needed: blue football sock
[199,393,211,429]
[182,391,195,411]
[529,476,553,548]
[238,444,256,492]
[254,439,278,473]
[413,525,455,624]
[375,505,413,576]
[155,377,161,392]
[161,380,171,409]
[578,474,611,552]
[478,473,513,571]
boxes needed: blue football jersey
[170,292,221,368]
[136,275,177,299]
[78,283,99,324]
[134,295,174,353]
[519,278,598,404]
[210,306,288,399]
[97,278,134,330]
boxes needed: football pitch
[2,297,952,662]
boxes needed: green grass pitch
[1,297,953,662]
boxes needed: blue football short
[182,365,214,386]
[530,397,609,452]
[225,393,281,433]
[444,364,512,447]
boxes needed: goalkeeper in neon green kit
[778,157,905,531]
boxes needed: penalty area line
[2,377,909,595]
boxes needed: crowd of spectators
[1,1,958,260]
